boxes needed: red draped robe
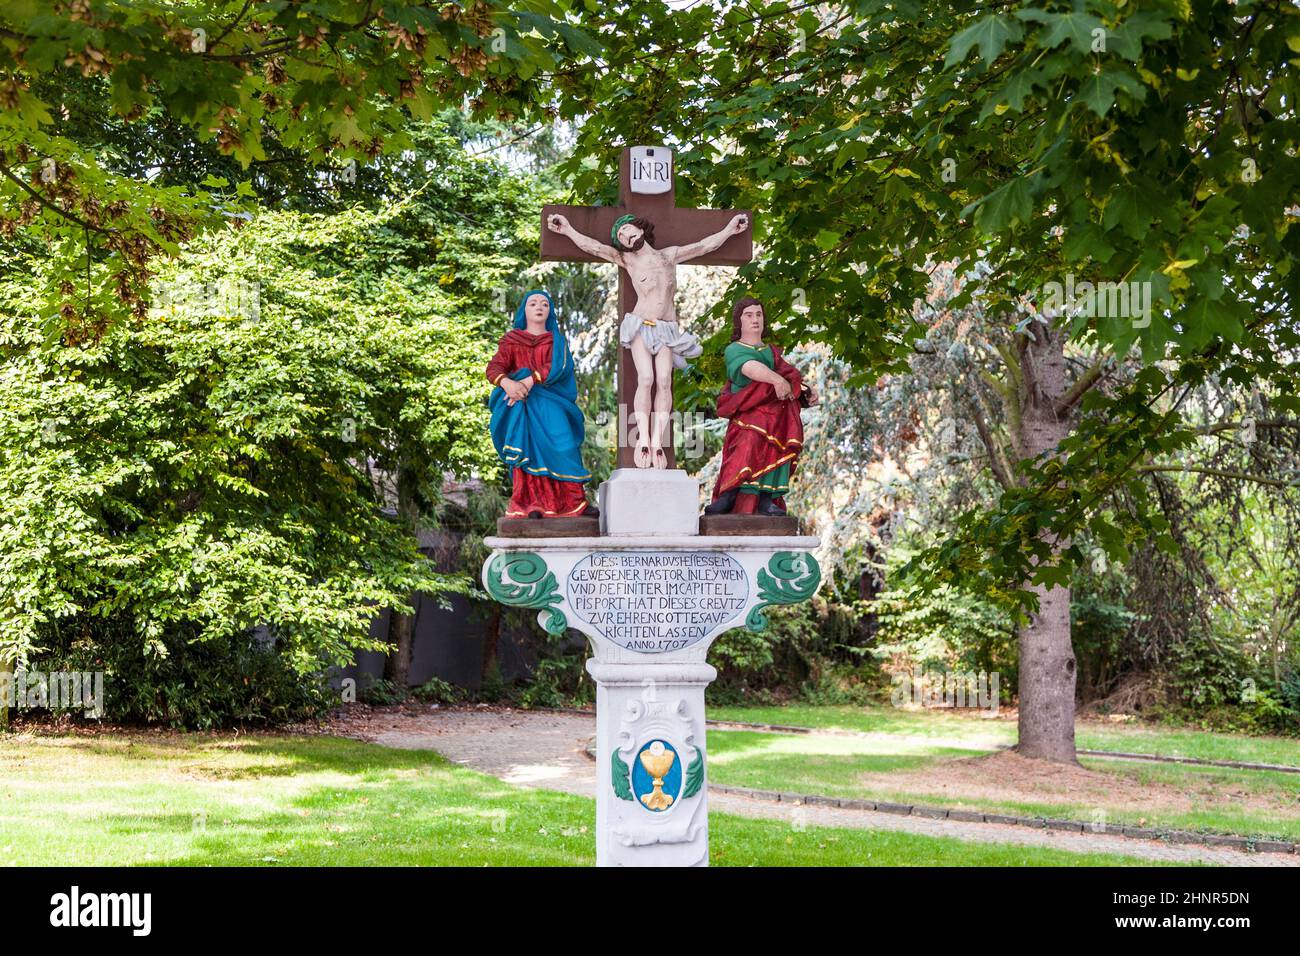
[711,343,806,515]
[486,330,591,517]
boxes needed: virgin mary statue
[486,290,597,519]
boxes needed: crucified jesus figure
[547,211,750,469]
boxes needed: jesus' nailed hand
[547,211,750,470]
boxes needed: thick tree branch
[969,398,1015,490]
[994,341,1022,394]
[979,367,1014,401]
[992,338,1025,437]
[1055,359,1106,415]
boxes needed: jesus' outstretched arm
[547,214,624,266]
[667,214,749,263]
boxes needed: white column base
[588,660,715,867]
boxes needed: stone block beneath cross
[598,468,700,536]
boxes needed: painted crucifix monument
[541,146,752,535]
[483,147,821,866]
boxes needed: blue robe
[488,292,590,486]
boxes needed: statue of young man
[546,210,750,469]
[705,296,818,517]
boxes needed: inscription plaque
[566,551,749,652]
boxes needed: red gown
[711,344,805,515]
[486,330,591,517]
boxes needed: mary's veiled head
[513,290,558,333]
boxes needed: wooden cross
[540,147,753,470]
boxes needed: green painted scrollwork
[484,551,568,636]
[611,748,634,801]
[683,749,705,799]
[745,551,822,632]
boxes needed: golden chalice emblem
[638,740,677,811]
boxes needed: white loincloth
[619,312,703,370]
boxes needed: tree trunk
[1009,322,1079,764]
[384,601,417,687]
[384,470,421,688]
[481,606,502,686]
[1270,615,1281,685]
[0,655,11,731]
[1017,579,1078,762]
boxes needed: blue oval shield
[630,739,683,812]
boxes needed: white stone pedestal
[588,659,715,866]
[598,469,700,536]
[482,534,821,866]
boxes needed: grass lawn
[708,702,1300,766]
[704,705,1300,841]
[0,732,1155,867]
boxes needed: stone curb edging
[1074,748,1300,775]
[579,736,1295,856]
[706,718,818,735]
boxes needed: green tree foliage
[0,0,594,332]
[708,599,878,705]
[0,121,542,722]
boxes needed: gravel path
[356,708,1298,867]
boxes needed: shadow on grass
[45,733,442,773]
[59,735,597,866]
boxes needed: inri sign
[629,145,672,195]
